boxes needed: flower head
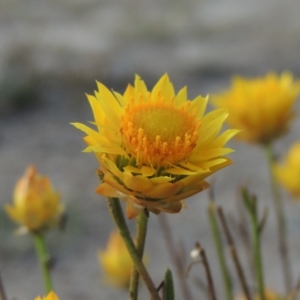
[73,74,237,218]
[5,166,64,234]
[212,72,300,145]
[35,291,59,300]
[98,230,133,288]
[275,142,300,198]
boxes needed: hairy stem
[33,233,53,293]
[129,210,149,300]
[106,198,161,300]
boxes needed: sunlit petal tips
[35,291,59,300]
[73,74,237,218]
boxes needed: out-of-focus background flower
[1,0,300,299]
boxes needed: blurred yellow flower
[236,289,282,300]
[98,230,133,288]
[275,142,300,198]
[212,72,300,145]
[73,74,237,218]
[35,291,59,300]
[5,166,64,233]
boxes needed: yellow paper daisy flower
[72,74,238,218]
[5,166,64,233]
[275,142,300,198]
[212,72,300,145]
[98,230,133,288]
[236,289,282,300]
[35,291,59,300]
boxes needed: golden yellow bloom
[98,230,133,288]
[5,166,63,233]
[212,72,300,145]
[275,142,300,198]
[236,289,282,300]
[35,291,59,300]
[72,74,238,218]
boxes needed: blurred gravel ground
[1,0,300,299]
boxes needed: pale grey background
[1,0,300,299]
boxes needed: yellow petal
[134,74,149,103]
[151,74,174,103]
[174,86,187,106]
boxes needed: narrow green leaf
[163,268,175,300]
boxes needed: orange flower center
[120,99,200,167]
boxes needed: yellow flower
[212,72,300,145]
[236,289,282,300]
[5,166,64,233]
[275,142,300,198]
[35,291,59,300]
[72,74,238,218]
[98,230,133,288]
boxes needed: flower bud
[5,166,64,234]
[98,230,133,288]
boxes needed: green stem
[264,143,291,293]
[106,198,161,300]
[243,190,265,300]
[208,202,233,300]
[129,210,149,300]
[33,233,53,293]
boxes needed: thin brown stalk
[217,207,252,300]
[156,280,165,294]
[193,276,209,296]
[0,271,7,300]
[158,214,193,300]
[229,211,254,280]
[195,243,217,300]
